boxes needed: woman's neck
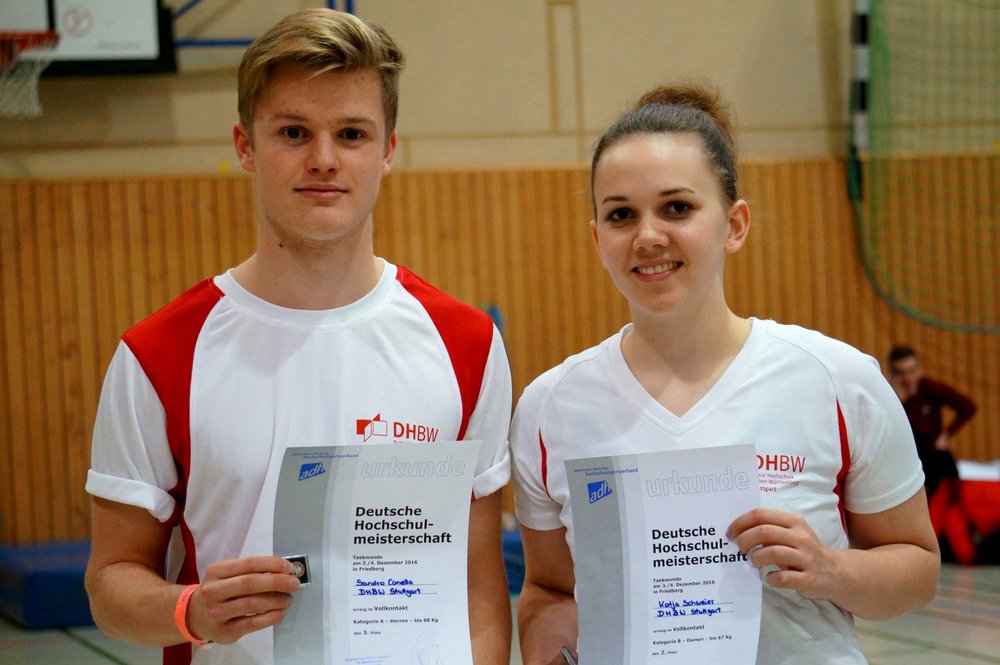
[622,305,752,416]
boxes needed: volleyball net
[848,0,1000,334]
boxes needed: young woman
[511,83,940,665]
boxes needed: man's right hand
[86,498,301,648]
[185,556,301,644]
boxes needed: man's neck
[230,249,383,311]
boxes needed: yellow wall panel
[0,159,996,543]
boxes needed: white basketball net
[0,59,52,118]
[0,33,58,119]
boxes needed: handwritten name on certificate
[273,441,481,665]
[566,444,762,664]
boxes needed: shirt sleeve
[510,373,565,531]
[85,341,179,522]
[839,353,926,515]
[463,326,513,499]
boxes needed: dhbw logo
[356,413,389,442]
[588,480,612,504]
[298,463,326,481]
[355,412,439,443]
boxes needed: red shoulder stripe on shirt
[396,266,493,441]
[122,278,223,559]
[833,401,850,533]
[123,279,223,665]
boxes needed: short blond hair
[237,8,405,139]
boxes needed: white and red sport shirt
[511,318,923,665]
[87,260,511,665]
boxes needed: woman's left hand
[727,507,841,600]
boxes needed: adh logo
[298,463,326,481]
[355,413,439,443]
[588,480,613,504]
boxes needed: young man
[84,10,512,665]
[888,345,976,536]
[887,345,977,471]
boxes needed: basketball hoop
[0,30,60,119]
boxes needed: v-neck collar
[606,317,767,433]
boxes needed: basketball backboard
[0,0,176,75]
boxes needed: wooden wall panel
[1,159,997,544]
[0,177,257,543]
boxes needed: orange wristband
[174,583,210,646]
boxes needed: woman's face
[590,132,749,320]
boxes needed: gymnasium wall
[2,158,998,544]
[1,2,996,545]
[0,0,850,177]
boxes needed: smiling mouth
[635,261,682,275]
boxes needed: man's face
[890,355,922,394]
[233,64,396,253]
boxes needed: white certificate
[566,444,762,664]
[273,441,481,665]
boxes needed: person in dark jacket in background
[888,344,977,538]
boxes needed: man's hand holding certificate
[273,442,481,665]
[566,444,762,664]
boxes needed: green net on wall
[850,0,1000,334]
